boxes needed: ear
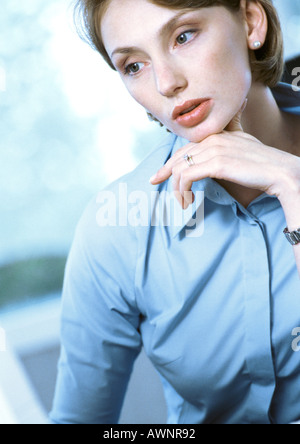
[241,0,268,51]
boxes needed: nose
[153,59,187,97]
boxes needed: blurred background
[0,0,300,424]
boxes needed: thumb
[225,99,248,132]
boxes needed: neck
[242,82,299,155]
[218,81,300,208]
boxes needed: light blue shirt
[50,83,300,424]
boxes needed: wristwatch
[284,227,300,245]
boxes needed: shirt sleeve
[49,198,142,424]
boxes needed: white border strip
[0,296,61,424]
[0,344,49,424]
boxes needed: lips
[172,99,212,128]
[180,105,198,115]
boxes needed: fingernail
[149,174,158,183]
[184,191,194,205]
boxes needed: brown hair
[74,0,284,88]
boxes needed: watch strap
[284,227,300,245]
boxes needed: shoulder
[118,132,177,193]
[71,132,177,266]
[272,82,300,112]
[63,133,177,306]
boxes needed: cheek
[125,82,156,113]
[207,45,252,110]
[207,43,251,84]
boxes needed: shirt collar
[271,82,300,112]
[164,136,237,238]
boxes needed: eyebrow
[110,10,194,59]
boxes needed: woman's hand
[150,105,300,210]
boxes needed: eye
[176,31,195,46]
[124,62,144,76]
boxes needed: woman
[50,0,300,424]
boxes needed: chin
[185,107,244,142]
[178,121,226,143]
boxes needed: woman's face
[101,0,252,142]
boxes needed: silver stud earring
[253,41,262,49]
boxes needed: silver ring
[183,153,195,167]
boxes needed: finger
[161,146,223,207]
[150,168,171,184]
[174,189,188,209]
[225,99,248,132]
[176,165,205,209]
[150,159,180,184]
[171,162,195,209]
[150,143,197,184]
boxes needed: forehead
[101,0,195,54]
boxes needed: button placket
[239,218,276,423]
